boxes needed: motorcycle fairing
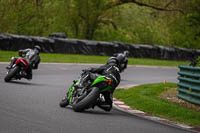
[15,58,28,70]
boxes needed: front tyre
[72,87,100,112]
[4,66,20,82]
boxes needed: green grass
[114,83,200,126]
[0,50,188,66]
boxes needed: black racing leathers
[88,64,121,111]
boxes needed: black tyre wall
[0,33,199,61]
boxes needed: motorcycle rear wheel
[4,66,20,82]
[72,87,100,112]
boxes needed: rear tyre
[59,98,69,108]
[4,66,20,82]
[72,87,100,112]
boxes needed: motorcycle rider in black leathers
[79,57,121,111]
[6,45,41,79]
[112,51,129,72]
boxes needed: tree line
[0,0,199,49]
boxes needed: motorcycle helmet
[107,57,121,70]
[34,45,41,52]
[116,54,125,64]
[124,51,129,57]
[107,57,117,64]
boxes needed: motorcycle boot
[25,66,32,80]
[96,100,112,112]
[96,92,113,112]
[25,73,32,80]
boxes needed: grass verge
[114,83,200,126]
[0,50,188,66]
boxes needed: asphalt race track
[0,63,192,133]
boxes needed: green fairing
[91,76,112,92]
[68,80,80,102]
[68,86,74,102]
[91,76,106,86]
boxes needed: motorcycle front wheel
[72,87,100,112]
[4,66,20,82]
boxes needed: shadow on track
[60,106,134,119]
[81,109,111,115]
[61,106,111,115]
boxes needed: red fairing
[15,58,28,70]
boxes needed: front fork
[64,86,74,104]
[67,83,88,104]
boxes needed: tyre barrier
[0,33,200,61]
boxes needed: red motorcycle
[4,58,29,82]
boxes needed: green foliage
[117,5,167,45]
[94,4,170,45]
[0,0,199,49]
[94,27,131,43]
[194,56,200,67]
[169,0,200,49]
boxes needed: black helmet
[107,57,120,68]
[116,54,125,64]
[124,51,129,57]
[34,45,41,52]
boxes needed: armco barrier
[177,65,200,105]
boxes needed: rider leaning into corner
[113,50,129,72]
[6,45,41,80]
[79,56,122,112]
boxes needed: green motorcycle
[59,71,113,112]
